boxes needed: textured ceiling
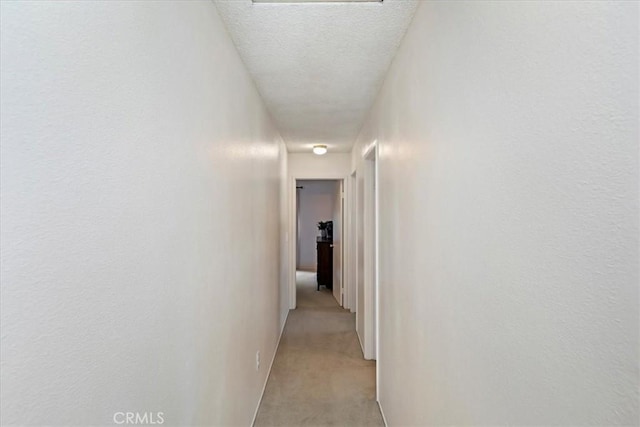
[214,0,418,152]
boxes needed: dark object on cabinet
[316,238,333,291]
[326,221,333,240]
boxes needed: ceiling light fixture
[313,145,328,155]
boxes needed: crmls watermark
[113,412,164,425]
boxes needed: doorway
[355,142,378,362]
[344,171,356,313]
[295,180,344,305]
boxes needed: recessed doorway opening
[295,179,343,304]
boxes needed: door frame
[344,170,357,312]
[361,140,379,363]
[289,175,349,309]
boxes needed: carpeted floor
[254,271,383,427]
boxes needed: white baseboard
[250,311,290,427]
[378,400,389,427]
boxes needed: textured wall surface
[353,1,639,425]
[278,148,290,330]
[0,2,286,425]
[214,0,418,152]
[288,153,352,179]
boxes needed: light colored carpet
[254,271,383,427]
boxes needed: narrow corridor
[254,272,382,426]
[1,2,637,426]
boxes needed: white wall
[355,166,365,350]
[297,180,337,271]
[0,2,287,426]
[279,148,290,329]
[346,173,357,313]
[353,1,639,425]
[288,152,351,308]
[288,152,351,179]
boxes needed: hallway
[255,272,382,426]
[1,1,638,426]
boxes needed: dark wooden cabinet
[316,238,333,291]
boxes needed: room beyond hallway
[254,271,382,426]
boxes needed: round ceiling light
[312,145,328,155]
